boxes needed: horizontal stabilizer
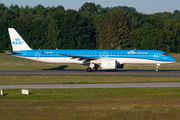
[4,50,22,55]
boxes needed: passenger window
[77,53,78,55]
[97,53,98,55]
[93,53,95,55]
[73,53,75,55]
[83,53,85,55]
[86,53,88,55]
[119,53,121,55]
[90,53,91,55]
[48,53,50,55]
[116,53,117,55]
[45,53,47,55]
[112,53,114,55]
[162,53,165,56]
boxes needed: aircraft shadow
[42,67,180,72]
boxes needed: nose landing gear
[156,64,161,72]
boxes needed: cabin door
[36,52,40,59]
[154,53,158,60]
[100,52,108,58]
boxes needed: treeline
[0,2,180,53]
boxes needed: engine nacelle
[101,59,117,69]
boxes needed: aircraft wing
[62,54,98,61]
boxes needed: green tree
[172,10,180,20]
[93,13,106,49]
[1,3,180,53]
[45,19,60,49]
[102,6,137,13]
[59,10,93,49]
[99,10,129,49]
[79,2,102,14]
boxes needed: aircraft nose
[170,56,176,63]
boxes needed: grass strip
[0,76,180,85]
[0,88,180,119]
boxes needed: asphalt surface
[0,82,180,89]
[0,70,180,76]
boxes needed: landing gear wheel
[93,67,97,71]
[156,64,160,72]
[86,67,92,72]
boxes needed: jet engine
[101,59,117,69]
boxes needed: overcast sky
[1,0,180,14]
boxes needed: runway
[0,70,180,77]
[0,82,180,89]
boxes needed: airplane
[5,28,176,72]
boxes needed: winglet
[8,28,32,51]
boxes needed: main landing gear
[86,67,98,72]
[86,67,92,72]
[86,64,99,72]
